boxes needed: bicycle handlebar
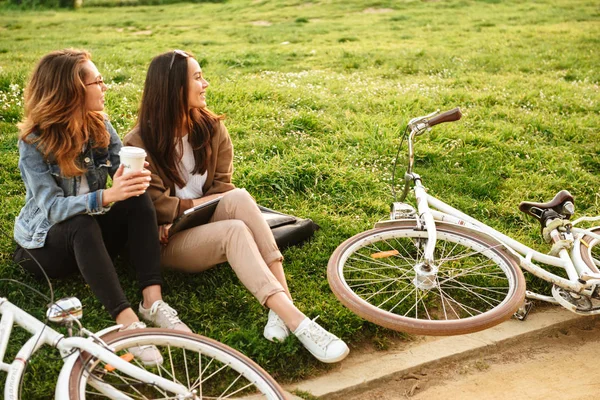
[426,107,462,127]
[398,107,462,201]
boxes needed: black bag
[259,206,320,250]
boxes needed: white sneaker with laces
[263,309,290,342]
[121,321,163,366]
[138,300,192,333]
[293,317,349,363]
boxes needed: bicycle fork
[411,178,439,289]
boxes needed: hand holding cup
[102,147,151,206]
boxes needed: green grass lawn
[0,0,599,397]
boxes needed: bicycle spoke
[386,237,425,266]
[435,281,450,320]
[436,289,486,317]
[417,289,432,320]
[391,287,419,315]
[440,281,510,296]
[437,243,505,264]
[200,362,230,385]
[344,264,404,281]
[222,381,257,399]
[189,360,207,392]
[346,268,413,288]
[198,350,203,398]
[438,261,504,285]
[168,345,177,387]
[108,362,160,399]
[183,348,190,391]
[364,279,406,302]
[387,286,419,313]
[218,372,244,399]
[347,277,400,287]
[440,281,504,308]
[414,286,419,320]
[345,260,414,274]
[348,251,413,270]
[437,286,462,319]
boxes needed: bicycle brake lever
[408,110,439,127]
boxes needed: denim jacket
[14,120,122,249]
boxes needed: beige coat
[123,122,235,225]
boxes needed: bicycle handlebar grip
[427,107,462,127]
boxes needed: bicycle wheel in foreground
[328,220,526,336]
[68,328,286,399]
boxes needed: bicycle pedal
[513,301,534,321]
[104,352,135,372]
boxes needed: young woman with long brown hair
[13,49,190,364]
[124,50,349,363]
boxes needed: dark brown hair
[18,49,109,177]
[137,50,224,188]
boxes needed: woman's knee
[121,192,156,217]
[222,188,255,208]
[67,214,101,236]
[225,219,252,237]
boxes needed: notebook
[169,196,223,237]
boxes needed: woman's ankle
[265,292,305,331]
[141,284,163,308]
[115,308,140,327]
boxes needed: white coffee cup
[119,146,146,174]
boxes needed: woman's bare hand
[191,192,225,207]
[103,165,152,206]
[159,223,172,245]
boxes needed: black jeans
[14,193,162,319]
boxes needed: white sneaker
[293,317,349,363]
[121,321,163,366]
[263,309,290,342]
[139,300,192,333]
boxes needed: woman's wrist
[102,188,115,206]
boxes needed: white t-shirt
[78,174,90,195]
[78,144,90,195]
[175,134,207,199]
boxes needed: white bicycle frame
[410,179,600,299]
[387,110,600,309]
[0,297,192,399]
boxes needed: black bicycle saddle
[519,190,574,232]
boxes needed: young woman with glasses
[13,49,190,364]
[124,50,349,363]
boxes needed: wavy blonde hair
[18,49,109,177]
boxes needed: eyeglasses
[169,49,190,70]
[85,77,104,87]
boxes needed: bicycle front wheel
[328,220,525,335]
[68,328,286,399]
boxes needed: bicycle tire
[579,226,600,273]
[328,220,526,336]
[67,328,286,399]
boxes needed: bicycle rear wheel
[68,328,286,399]
[579,226,600,273]
[328,220,525,335]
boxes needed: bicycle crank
[551,285,600,315]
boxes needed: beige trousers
[161,188,285,305]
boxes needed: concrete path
[284,307,596,399]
